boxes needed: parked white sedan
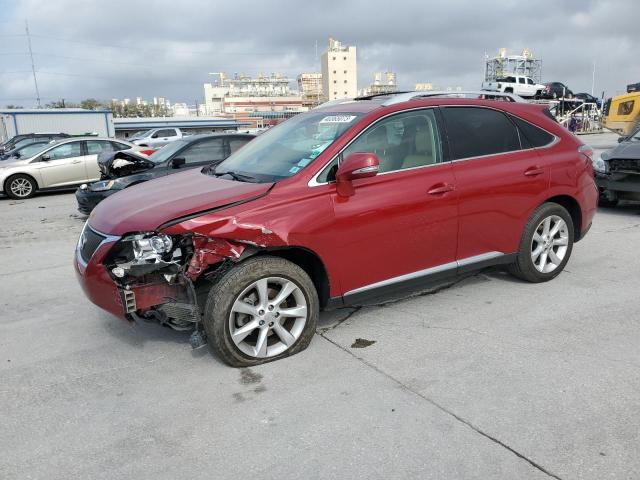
[0,137,136,199]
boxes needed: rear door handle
[524,166,544,177]
[428,183,456,195]
[71,160,82,164]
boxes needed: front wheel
[203,256,319,367]
[5,174,37,199]
[509,203,574,283]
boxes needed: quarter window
[441,107,520,160]
[228,137,250,154]
[156,129,177,137]
[509,115,555,148]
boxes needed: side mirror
[618,136,627,143]
[41,154,50,161]
[171,157,186,168]
[335,152,380,197]
[151,133,159,138]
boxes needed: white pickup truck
[481,75,545,98]
[128,127,190,148]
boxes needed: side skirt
[324,252,517,309]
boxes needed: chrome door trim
[344,251,505,296]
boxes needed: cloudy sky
[0,0,638,107]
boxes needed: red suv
[75,92,597,367]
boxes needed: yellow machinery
[602,91,640,135]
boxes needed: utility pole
[25,20,41,108]
[591,61,596,96]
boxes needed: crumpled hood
[97,150,155,177]
[89,168,273,235]
[602,141,640,161]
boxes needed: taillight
[578,144,593,160]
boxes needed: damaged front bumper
[75,221,258,332]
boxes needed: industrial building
[297,73,323,107]
[484,48,542,83]
[359,71,397,96]
[203,73,305,115]
[0,108,114,143]
[321,38,358,101]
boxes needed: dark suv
[75,133,255,214]
[75,92,598,367]
[542,82,574,99]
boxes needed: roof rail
[313,98,357,109]
[381,90,526,106]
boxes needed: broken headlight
[90,180,117,191]
[592,155,608,174]
[133,234,173,260]
[109,233,184,279]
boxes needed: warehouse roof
[113,116,250,130]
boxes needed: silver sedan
[0,137,136,199]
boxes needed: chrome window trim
[344,251,505,296]
[308,105,559,187]
[308,106,444,187]
[75,222,120,268]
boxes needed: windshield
[148,140,187,163]
[128,129,154,140]
[13,142,50,158]
[213,111,362,182]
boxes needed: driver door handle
[428,183,456,195]
[71,160,82,164]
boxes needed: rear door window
[441,107,520,160]
[180,138,225,164]
[86,140,116,155]
[228,137,251,154]
[157,129,177,137]
[45,142,82,160]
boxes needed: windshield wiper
[211,170,258,182]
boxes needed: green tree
[80,98,102,110]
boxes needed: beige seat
[401,129,435,169]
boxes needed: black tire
[509,202,574,283]
[203,256,319,367]
[5,174,37,199]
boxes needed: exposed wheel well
[4,172,39,191]
[258,248,331,308]
[544,195,582,240]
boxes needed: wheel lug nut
[268,322,274,327]
[274,312,280,318]
[259,320,265,326]
[268,305,274,311]
[258,310,264,315]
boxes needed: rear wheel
[5,174,37,199]
[509,203,574,283]
[203,256,319,367]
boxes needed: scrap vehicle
[541,82,574,99]
[128,127,192,148]
[0,140,52,161]
[481,75,545,98]
[574,92,602,109]
[75,91,598,367]
[0,132,69,155]
[602,91,640,136]
[593,125,640,206]
[0,137,136,199]
[76,133,255,214]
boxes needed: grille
[609,159,640,174]
[79,226,106,263]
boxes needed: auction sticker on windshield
[320,115,357,123]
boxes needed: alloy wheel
[530,215,569,273]
[10,178,33,198]
[228,276,308,358]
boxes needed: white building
[359,71,397,96]
[321,38,357,101]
